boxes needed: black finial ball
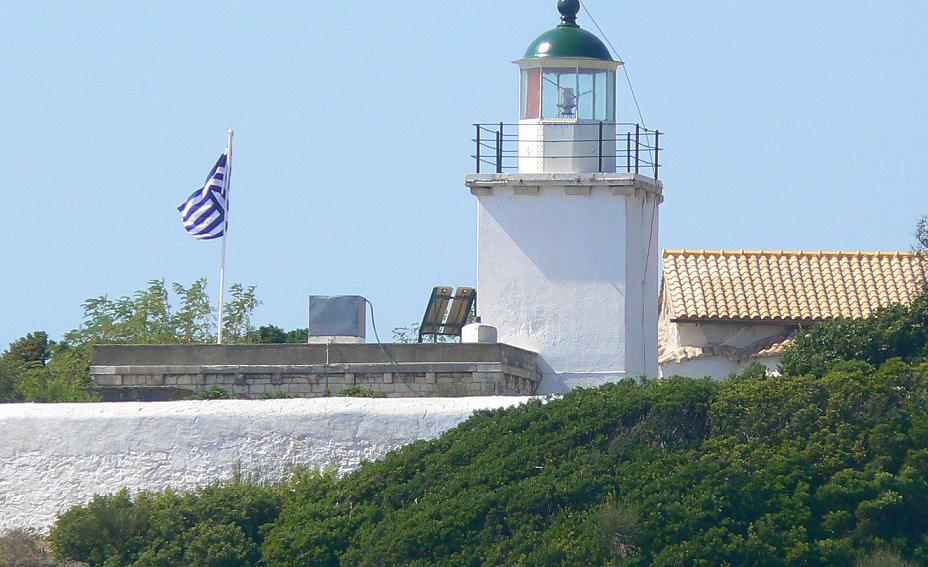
[558,0,580,26]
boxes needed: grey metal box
[308,295,366,341]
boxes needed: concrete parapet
[90,343,540,400]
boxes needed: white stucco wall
[659,317,790,379]
[474,176,660,393]
[0,397,528,532]
[518,121,617,173]
[477,185,627,393]
[661,354,781,380]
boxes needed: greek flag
[178,151,228,240]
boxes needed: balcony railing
[472,122,661,179]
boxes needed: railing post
[598,121,604,173]
[475,125,481,174]
[634,124,640,175]
[496,126,502,174]
[654,130,660,180]
[626,132,631,173]
[499,122,504,173]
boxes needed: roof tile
[662,250,927,322]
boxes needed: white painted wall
[659,317,790,379]
[0,397,528,532]
[518,121,616,173]
[474,177,661,393]
[661,353,782,379]
[624,189,660,378]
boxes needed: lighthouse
[466,0,663,393]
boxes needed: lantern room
[515,0,622,173]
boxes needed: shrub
[259,391,293,400]
[334,385,386,398]
[855,547,916,567]
[190,386,235,400]
[50,289,928,565]
[0,528,80,566]
[50,482,282,567]
[782,289,928,376]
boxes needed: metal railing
[472,122,661,179]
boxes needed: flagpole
[217,128,233,344]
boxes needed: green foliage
[285,328,308,343]
[2,279,261,403]
[391,323,457,344]
[252,326,308,344]
[254,325,286,343]
[782,289,928,376]
[0,333,96,403]
[221,284,260,343]
[0,361,20,403]
[915,215,928,254]
[855,547,917,567]
[259,391,294,400]
[1,331,53,368]
[0,528,83,566]
[334,385,386,398]
[190,386,235,400]
[50,483,281,567]
[51,363,928,566]
[49,290,928,565]
[171,279,213,343]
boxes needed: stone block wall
[91,343,540,399]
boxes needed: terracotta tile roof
[662,249,927,322]
[755,337,794,358]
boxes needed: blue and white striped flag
[177,151,228,240]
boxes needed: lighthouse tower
[466,0,663,393]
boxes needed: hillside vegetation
[45,292,928,566]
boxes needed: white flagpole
[217,128,233,344]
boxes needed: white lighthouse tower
[466,0,663,393]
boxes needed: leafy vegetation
[34,279,928,564]
[334,384,386,398]
[252,325,308,344]
[0,528,84,566]
[49,356,928,564]
[782,287,928,377]
[189,386,236,400]
[0,279,264,403]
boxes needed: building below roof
[659,249,927,379]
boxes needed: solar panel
[418,287,476,343]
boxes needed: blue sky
[1,1,926,348]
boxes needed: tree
[255,325,287,343]
[173,279,213,343]
[285,328,308,343]
[2,279,260,402]
[222,283,260,343]
[1,331,53,368]
[915,214,928,254]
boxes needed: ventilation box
[308,295,366,344]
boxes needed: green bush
[50,366,928,565]
[189,386,235,400]
[50,483,281,567]
[259,391,293,400]
[0,528,83,566]
[855,547,917,567]
[50,292,928,566]
[334,385,386,398]
[782,288,928,376]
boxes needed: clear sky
[1,1,926,348]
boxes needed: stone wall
[0,397,530,532]
[91,343,540,400]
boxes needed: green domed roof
[523,0,613,61]
[524,26,613,60]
